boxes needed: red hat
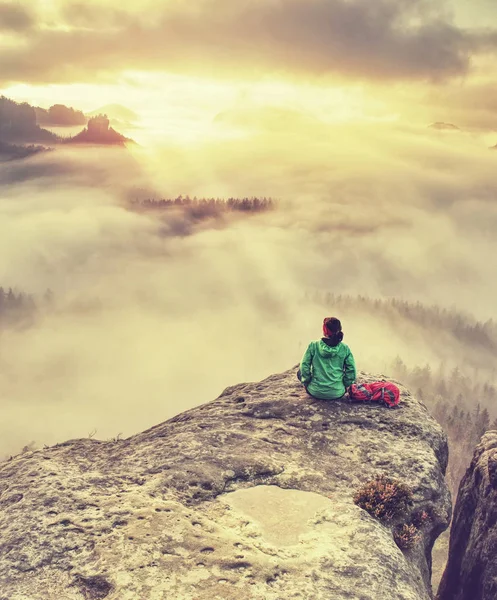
[323,317,342,338]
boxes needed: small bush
[393,523,421,550]
[411,509,430,529]
[353,474,414,522]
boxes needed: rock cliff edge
[0,369,451,600]
[437,431,497,600]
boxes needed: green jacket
[300,340,356,400]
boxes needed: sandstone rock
[0,369,451,599]
[437,431,497,600]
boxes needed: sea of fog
[1,117,496,455]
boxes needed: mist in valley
[1,115,497,461]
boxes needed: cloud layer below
[1,117,497,455]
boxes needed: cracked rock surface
[437,431,497,600]
[0,368,451,599]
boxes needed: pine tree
[477,408,491,438]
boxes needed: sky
[1,0,497,137]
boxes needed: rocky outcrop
[0,369,451,600]
[67,116,132,146]
[437,431,497,600]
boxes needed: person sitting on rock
[298,317,356,400]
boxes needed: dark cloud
[0,2,34,31]
[61,2,134,29]
[0,0,492,85]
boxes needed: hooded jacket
[300,339,356,400]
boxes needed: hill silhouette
[35,104,87,127]
[0,96,58,144]
[0,97,133,149]
[67,115,134,146]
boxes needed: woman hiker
[298,317,356,400]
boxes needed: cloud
[0,2,34,32]
[0,146,145,191]
[421,75,497,130]
[0,0,492,85]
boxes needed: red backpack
[348,381,400,408]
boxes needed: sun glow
[4,71,398,146]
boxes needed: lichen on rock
[0,368,451,599]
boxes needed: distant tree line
[311,292,497,497]
[0,140,49,160]
[0,287,53,329]
[131,196,276,220]
[391,356,497,497]
[311,292,497,354]
[0,287,36,327]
